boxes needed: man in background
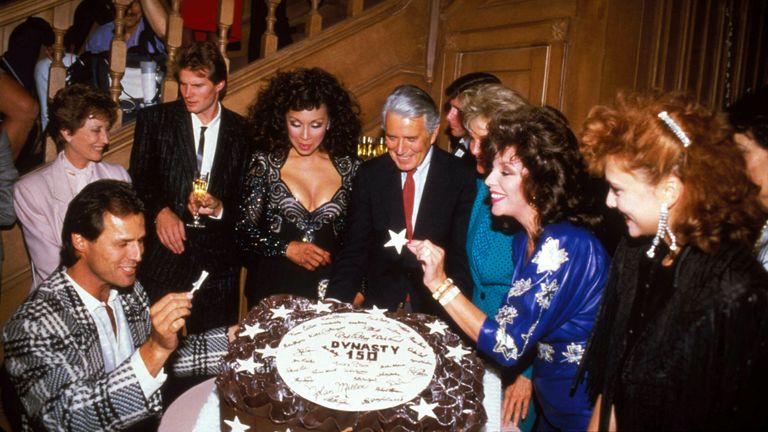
[443,72,500,168]
[130,41,249,334]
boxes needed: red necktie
[403,170,415,240]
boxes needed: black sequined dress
[236,149,360,306]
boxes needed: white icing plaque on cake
[275,312,436,412]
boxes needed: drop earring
[666,220,677,253]
[647,201,669,258]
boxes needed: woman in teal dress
[458,83,537,431]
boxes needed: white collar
[59,150,94,175]
[64,271,119,314]
[191,102,222,129]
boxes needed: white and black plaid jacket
[3,268,229,431]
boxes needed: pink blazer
[13,152,131,290]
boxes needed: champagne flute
[187,172,209,229]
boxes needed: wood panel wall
[630,0,768,108]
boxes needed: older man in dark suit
[328,85,475,320]
[130,41,249,333]
[3,180,232,431]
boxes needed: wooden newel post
[347,0,364,17]
[163,0,183,103]
[261,0,281,58]
[306,0,323,37]
[46,4,72,162]
[109,0,132,128]
[218,0,234,72]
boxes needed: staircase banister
[227,0,410,108]
[0,0,73,27]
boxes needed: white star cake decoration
[384,228,408,254]
[425,320,449,335]
[224,415,250,431]
[255,344,280,359]
[364,304,388,317]
[308,301,332,314]
[409,397,438,420]
[239,323,265,339]
[235,356,262,374]
[445,344,471,361]
[270,305,292,320]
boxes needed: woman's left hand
[502,374,533,427]
[406,240,448,292]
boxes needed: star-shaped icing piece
[445,344,471,361]
[384,228,408,254]
[236,357,262,374]
[255,345,279,359]
[270,305,292,319]
[365,305,387,317]
[224,415,250,431]
[409,397,438,420]
[425,320,449,335]
[308,301,332,314]
[239,323,265,339]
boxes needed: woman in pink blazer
[14,84,130,289]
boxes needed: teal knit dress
[467,180,537,431]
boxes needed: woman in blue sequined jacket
[408,105,609,431]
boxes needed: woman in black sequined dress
[236,68,361,306]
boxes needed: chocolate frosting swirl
[217,295,487,431]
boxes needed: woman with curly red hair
[578,92,768,430]
[236,68,361,305]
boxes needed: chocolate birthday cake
[216,295,486,431]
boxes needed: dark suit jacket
[328,147,476,318]
[448,131,477,170]
[129,100,249,297]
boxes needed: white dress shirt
[66,273,166,398]
[190,103,224,218]
[190,102,222,178]
[61,152,96,196]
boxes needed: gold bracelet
[435,282,457,302]
[431,278,454,300]
[439,286,461,306]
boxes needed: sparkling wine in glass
[187,172,209,229]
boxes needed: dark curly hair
[580,91,764,252]
[482,105,602,239]
[727,85,768,150]
[247,68,361,157]
[47,83,117,151]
